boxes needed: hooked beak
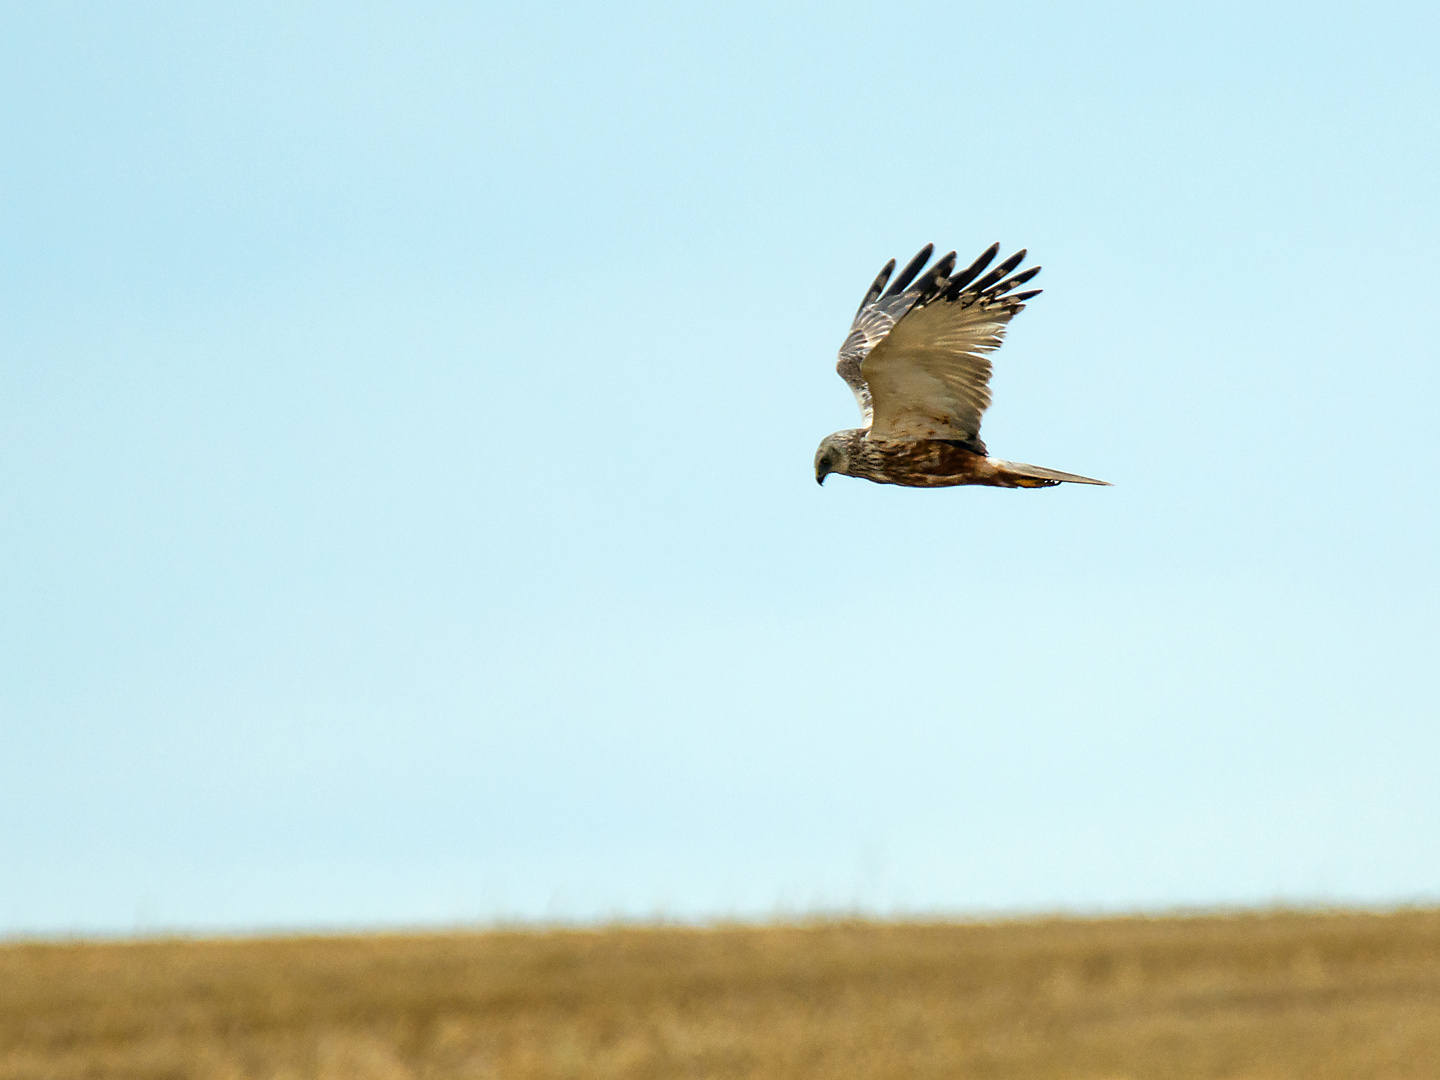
[816,472,827,486]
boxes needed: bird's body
[815,429,1064,488]
[815,243,1108,489]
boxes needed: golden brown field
[4,909,1440,1079]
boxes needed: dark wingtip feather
[969,249,1027,295]
[985,264,1042,298]
[856,258,896,316]
[1012,288,1042,302]
[882,243,934,298]
[914,250,959,304]
[943,242,1001,300]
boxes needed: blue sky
[3,1,1438,935]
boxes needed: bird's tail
[996,460,1111,488]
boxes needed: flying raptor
[815,242,1109,489]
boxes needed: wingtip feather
[943,242,1002,299]
[882,243,935,298]
[970,249,1027,295]
[985,264,1042,299]
[856,258,897,315]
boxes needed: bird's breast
[856,438,991,488]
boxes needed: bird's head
[814,434,849,485]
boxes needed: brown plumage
[815,243,1109,490]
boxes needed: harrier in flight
[815,243,1108,489]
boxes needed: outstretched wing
[836,243,1041,450]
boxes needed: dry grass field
[4,909,1440,1079]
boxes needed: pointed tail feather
[1000,460,1111,487]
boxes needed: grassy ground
[3,909,1440,1079]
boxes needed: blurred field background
[5,909,1440,1080]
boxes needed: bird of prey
[815,243,1109,489]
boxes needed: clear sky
[3,2,1438,936]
